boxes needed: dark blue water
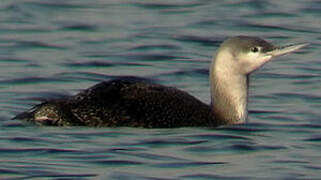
[1,0,320,179]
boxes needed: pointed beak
[266,43,309,57]
[244,42,308,75]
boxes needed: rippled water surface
[0,0,320,179]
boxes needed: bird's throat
[210,62,248,125]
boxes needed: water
[0,0,320,179]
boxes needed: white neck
[209,50,248,124]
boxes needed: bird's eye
[250,47,259,53]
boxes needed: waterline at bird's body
[13,36,308,128]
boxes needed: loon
[13,36,308,128]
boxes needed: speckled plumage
[67,78,219,127]
[13,36,307,128]
[15,78,219,128]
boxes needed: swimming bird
[13,36,308,128]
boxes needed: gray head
[210,36,308,124]
[214,36,308,75]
